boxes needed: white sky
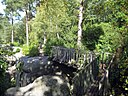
[0,0,5,14]
[0,0,25,22]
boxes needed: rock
[5,87,24,96]
[21,56,51,73]
[16,56,54,87]
[16,58,77,87]
[6,55,17,64]
[15,56,77,87]
[5,75,70,96]
[14,52,24,60]
[12,47,21,53]
[6,65,16,75]
[5,47,23,64]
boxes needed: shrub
[29,45,39,57]
[22,44,39,57]
[15,48,20,53]
[22,45,29,55]
[11,42,20,46]
[43,38,64,55]
[0,48,11,96]
[82,25,104,51]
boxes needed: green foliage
[0,0,128,95]
[29,0,78,55]
[22,44,39,57]
[0,47,10,95]
[16,48,20,53]
[111,57,128,96]
[116,46,128,95]
[29,31,39,45]
[0,15,11,44]
[16,61,23,72]
[22,45,29,55]
[29,45,39,57]
[44,38,64,55]
[96,23,121,52]
[11,42,20,46]
[13,22,26,45]
[0,47,7,68]
[119,59,128,95]
[83,22,122,53]
[0,46,14,56]
[82,25,104,51]
[0,57,7,71]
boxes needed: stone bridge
[51,46,115,96]
[5,46,115,96]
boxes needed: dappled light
[0,0,128,96]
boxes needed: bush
[119,61,128,95]
[0,48,11,96]
[82,25,104,51]
[22,44,39,57]
[11,42,20,46]
[95,23,121,53]
[43,38,64,55]
[22,45,29,55]
[29,45,39,57]
[15,48,20,53]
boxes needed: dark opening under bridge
[51,46,115,96]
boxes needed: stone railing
[72,52,115,96]
[51,46,97,68]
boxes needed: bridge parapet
[51,46,98,68]
[51,46,115,95]
[51,46,114,68]
[72,51,115,96]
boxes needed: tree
[18,0,36,46]
[30,0,70,44]
[0,15,11,43]
[77,0,84,47]
[2,0,20,43]
[14,21,26,45]
[87,0,128,95]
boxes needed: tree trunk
[77,0,84,47]
[43,31,47,45]
[25,10,29,46]
[11,28,14,43]
[11,12,14,43]
[56,25,60,39]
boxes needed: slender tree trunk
[25,10,29,46]
[77,0,84,47]
[11,25,14,43]
[11,12,14,43]
[57,33,60,39]
[56,25,60,39]
[43,31,47,45]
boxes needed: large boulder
[5,75,70,96]
[16,56,77,87]
[16,56,56,87]
[20,56,51,73]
